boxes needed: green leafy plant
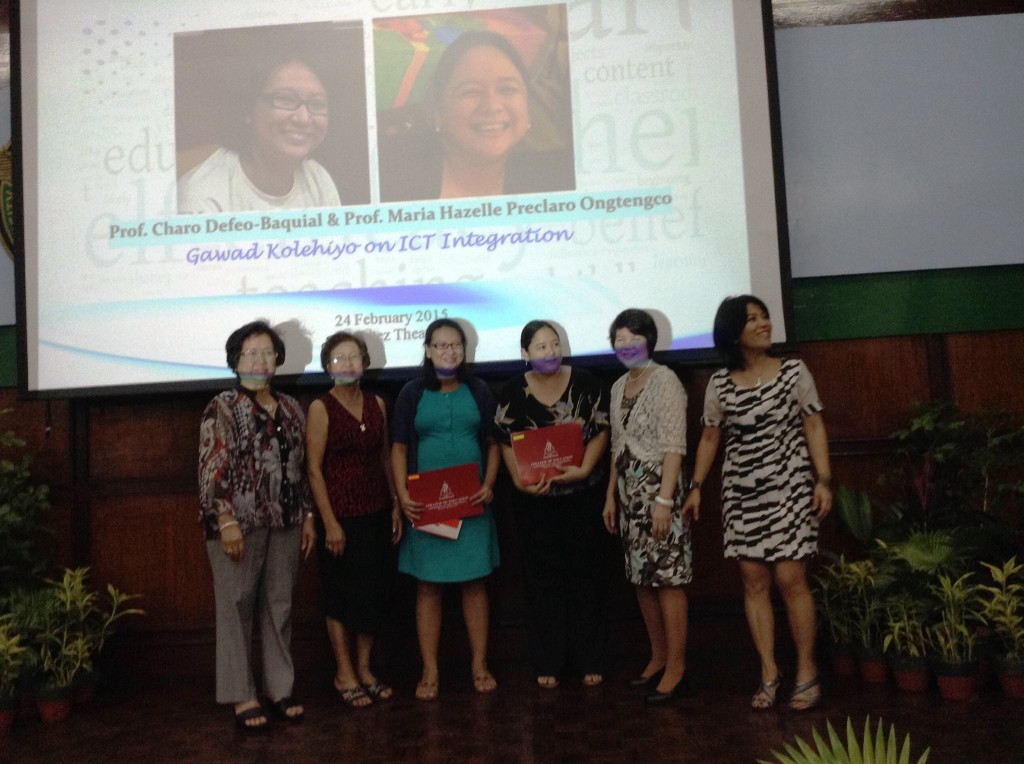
[844,559,883,651]
[978,557,1024,664]
[0,615,28,697]
[759,716,931,764]
[928,572,985,664]
[0,410,52,596]
[33,568,144,689]
[814,554,857,647]
[834,486,875,547]
[883,591,931,659]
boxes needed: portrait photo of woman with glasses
[174,22,370,213]
[390,318,501,701]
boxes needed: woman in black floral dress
[495,320,610,689]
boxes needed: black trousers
[512,481,609,677]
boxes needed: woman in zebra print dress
[683,296,832,712]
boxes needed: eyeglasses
[430,342,464,352]
[261,92,329,116]
[329,353,362,365]
[239,349,277,361]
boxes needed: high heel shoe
[629,668,664,688]
[645,674,692,705]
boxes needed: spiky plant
[759,716,931,764]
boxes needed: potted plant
[882,592,932,693]
[0,615,27,735]
[813,555,858,678]
[928,571,986,701]
[843,559,888,684]
[978,556,1024,699]
[0,411,52,599]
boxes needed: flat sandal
[751,675,781,710]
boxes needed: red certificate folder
[407,462,483,527]
[510,423,585,485]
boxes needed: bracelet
[218,520,239,532]
[653,495,674,508]
[687,479,702,492]
[304,511,315,520]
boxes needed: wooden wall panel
[798,337,931,439]
[946,331,1024,418]
[0,390,73,485]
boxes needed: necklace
[627,361,653,384]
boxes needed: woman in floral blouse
[198,320,316,731]
[495,320,610,689]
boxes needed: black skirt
[317,509,395,636]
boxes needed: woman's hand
[470,483,495,506]
[301,513,317,559]
[651,504,671,542]
[602,494,618,535]
[682,489,701,522]
[813,483,833,519]
[549,464,587,486]
[391,505,404,545]
[220,523,245,561]
[324,519,346,557]
[399,493,425,524]
[520,474,552,496]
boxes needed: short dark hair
[422,318,469,390]
[431,31,530,116]
[520,320,559,351]
[223,52,328,152]
[713,294,771,370]
[608,309,657,355]
[225,320,285,372]
[320,331,371,373]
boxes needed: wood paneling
[947,330,1024,417]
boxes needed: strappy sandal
[337,684,372,708]
[363,680,393,701]
[788,677,821,712]
[268,696,304,722]
[234,704,269,731]
[751,675,781,710]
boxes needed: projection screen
[15,0,790,396]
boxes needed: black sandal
[751,675,781,710]
[234,704,270,731]
[268,696,305,723]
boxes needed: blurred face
[437,45,530,164]
[613,327,649,369]
[523,326,562,375]
[739,303,772,352]
[250,59,329,166]
[425,326,465,378]
[327,340,364,385]
[236,333,277,388]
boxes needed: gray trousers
[205,525,301,704]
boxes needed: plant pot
[855,646,888,685]
[889,654,930,693]
[828,643,858,679]
[34,681,73,722]
[932,659,978,701]
[0,692,16,736]
[73,669,99,705]
[993,655,1024,700]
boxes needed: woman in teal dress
[391,318,500,700]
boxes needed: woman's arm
[651,450,683,542]
[803,413,833,518]
[681,426,721,521]
[391,441,424,523]
[602,456,619,535]
[306,399,345,556]
[471,440,500,505]
[199,395,245,560]
[551,429,609,485]
[500,443,551,495]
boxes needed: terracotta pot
[855,647,888,684]
[34,683,73,723]
[994,655,1024,700]
[933,660,978,701]
[73,670,98,705]
[890,655,930,693]
[829,644,858,679]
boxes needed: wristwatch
[687,479,702,492]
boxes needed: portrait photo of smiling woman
[375,6,575,203]
[174,21,371,213]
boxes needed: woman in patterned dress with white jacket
[683,295,833,712]
[602,309,695,705]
